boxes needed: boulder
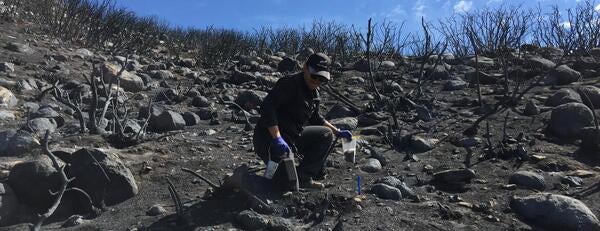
[234,90,267,111]
[509,171,546,190]
[100,62,144,92]
[229,69,256,84]
[75,48,93,58]
[326,104,355,119]
[69,148,138,206]
[374,176,416,199]
[426,65,451,80]
[277,57,299,73]
[182,111,201,126]
[465,71,499,85]
[7,155,64,209]
[467,56,494,68]
[579,127,600,150]
[577,85,600,109]
[525,56,556,70]
[25,118,58,136]
[178,58,196,68]
[151,110,186,132]
[236,210,268,230]
[0,110,14,120]
[380,61,396,69]
[382,80,403,93]
[410,136,436,153]
[545,88,582,107]
[547,65,581,85]
[4,42,33,54]
[0,86,17,109]
[0,62,14,72]
[524,99,541,116]
[0,183,19,226]
[330,117,358,130]
[146,204,166,216]
[538,47,564,60]
[510,193,600,231]
[361,158,382,173]
[443,80,468,91]
[0,130,37,156]
[151,70,174,80]
[191,96,212,108]
[433,168,476,183]
[370,183,402,200]
[548,103,594,140]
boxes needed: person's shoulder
[277,72,303,84]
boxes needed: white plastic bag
[342,136,357,163]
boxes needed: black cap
[305,53,331,80]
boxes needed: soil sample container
[342,137,357,163]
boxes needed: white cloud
[560,21,571,29]
[454,0,473,13]
[413,0,426,18]
[391,4,407,17]
[595,3,600,11]
[487,0,503,4]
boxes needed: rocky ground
[1,19,600,231]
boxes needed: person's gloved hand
[271,136,291,159]
[337,130,352,140]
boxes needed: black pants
[253,126,334,179]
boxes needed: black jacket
[255,72,325,144]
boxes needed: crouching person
[253,53,352,190]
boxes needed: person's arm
[323,120,339,133]
[259,78,293,138]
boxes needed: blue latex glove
[337,130,352,140]
[271,136,291,159]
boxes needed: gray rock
[4,42,33,54]
[0,110,14,120]
[100,62,144,92]
[178,58,196,68]
[182,111,201,126]
[411,136,435,152]
[456,137,482,147]
[0,86,17,109]
[146,204,166,216]
[382,80,403,93]
[524,99,541,116]
[579,127,600,150]
[236,210,268,230]
[230,69,257,84]
[545,88,582,107]
[152,111,186,132]
[191,96,212,108]
[353,59,377,72]
[69,148,138,206]
[123,119,142,134]
[330,117,358,130]
[277,57,300,73]
[427,65,451,80]
[548,103,594,140]
[151,70,174,80]
[62,215,84,228]
[526,56,556,70]
[465,71,498,85]
[75,48,93,58]
[381,61,396,69]
[370,183,402,200]
[7,155,64,209]
[268,217,295,231]
[374,176,416,199]
[196,108,216,120]
[234,90,267,111]
[547,65,581,85]
[510,193,600,231]
[0,62,14,72]
[361,158,382,173]
[0,183,19,226]
[433,168,476,183]
[444,80,468,91]
[0,130,36,156]
[326,104,355,119]
[415,105,433,122]
[562,176,584,187]
[25,118,58,136]
[577,85,600,109]
[538,47,564,60]
[468,56,494,68]
[509,171,546,190]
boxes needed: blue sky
[113,0,596,33]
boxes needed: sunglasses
[310,74,329,84]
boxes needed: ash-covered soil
[1,20,600,231]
